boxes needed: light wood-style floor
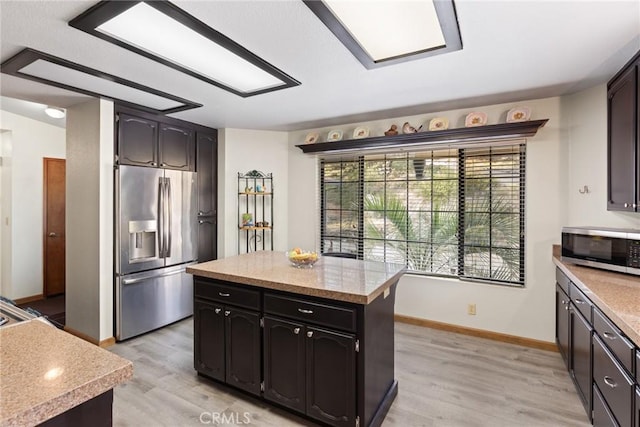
[109,318,591,427]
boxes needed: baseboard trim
[394,314,558,352]
[13,294,44,305]
[99,337,116,348]
[64,326,115,348]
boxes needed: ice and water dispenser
[128,220,157,262]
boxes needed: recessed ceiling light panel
[69,1,300,97]
[304,0,462,69]
[0,49,201,114]
[45,106,66,119]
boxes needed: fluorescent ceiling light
[304,0,462,68]
[69,1,300,97]
[0,49,201,114]
[44,106,66,119]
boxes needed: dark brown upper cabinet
[196,131,217,262]
[117,113,158,167]
[117,112,194,171]
[607,50,640,212]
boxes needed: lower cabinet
[263,317,357,427]
[570,296,593,413]
[194,299,261,396]
[555,267,639,427]
[193,276,399,427]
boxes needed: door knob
[48,232,57,237]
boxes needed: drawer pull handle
[219,292,230,297]
[224,310,231,317]
[214,308,221,314]
[574,298,585,304]
[293,327,300,334]
[602,331,616,340]
[307,331,313,338]
[298,308,314,314]
[603,376,617,388]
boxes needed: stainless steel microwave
[561,227,640,276]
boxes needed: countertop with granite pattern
[0,319,133,427]
[187,251,406,304]
[553,246,640,346]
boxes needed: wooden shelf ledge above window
[296,119,549,155]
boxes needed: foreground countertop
[0,320,133,427]
[187,251,406,304]
[553,246,640,346]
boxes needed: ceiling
[1,1,639,131]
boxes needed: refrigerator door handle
[121,267,186,285]
[158,177,164,258]
[166,177,172,258]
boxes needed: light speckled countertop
[553,246,640,346]
[0,319,133,427]
[187,251,406,304]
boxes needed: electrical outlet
[468,304,476,315]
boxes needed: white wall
[0,110,66,300]
[563,84,640,229]
[65,99,114,342]
[218,128,289,258]
[288,97,567,342]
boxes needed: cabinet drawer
[264,293,356,333]
[593,334,634,427]
[569,281,593,323]
[556,268,571,295]
[594,307,634,373]
[195,279,260,310]
[593,383,618,427]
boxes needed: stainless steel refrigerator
[115,165,197,340]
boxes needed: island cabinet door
[225,307,261,396]
[194,300,225,381]
[305,327,356,427]
[263,316,306,414]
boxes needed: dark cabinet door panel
[225,308,261,396]
[196,132,217,216]
[556,285,570,368]
[569,306,592,413]
[118,113,158,167]
[263,316,306,413]
[306,327,356,427]
[197,219,216,263]
[194,300,225,381]
[159,124,194,170]
[608,64,637,211]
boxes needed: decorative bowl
[286,249,318,268]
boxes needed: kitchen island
[187,251,406,427]
[0,319,132,427]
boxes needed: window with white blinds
[320,144,525,286]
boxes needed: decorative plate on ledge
[465,112,487,127]
[327,130,343,141]
[506,106,531,123]
[304,132,320,144]
[353,127,370,139]
[428,117,449,131]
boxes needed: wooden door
[305,327,356,427]
[43,158,65,296]
[225,307,261,396]
[196,132,217,217]
[159,124,194,171]
[263,316,306,413]
[194,300,225,381]
[197,219,216,263]
[118,113,158,167]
